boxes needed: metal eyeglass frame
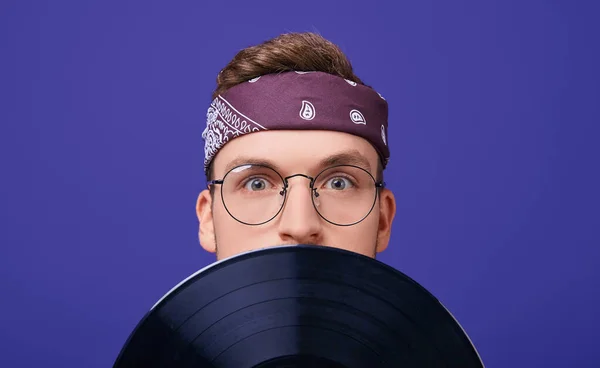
[207,164,385,227]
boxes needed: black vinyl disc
[114,245,484,368]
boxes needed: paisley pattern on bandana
[202,96,267,167]
[202,71,389,173]
[349,109,366,125]
[300,100,316,120]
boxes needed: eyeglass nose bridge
[280,173,317,196]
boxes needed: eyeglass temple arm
[207,179,224,188]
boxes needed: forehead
[211,130,380,177]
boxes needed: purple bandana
[202,71,389,173]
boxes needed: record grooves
[114,245,484,367]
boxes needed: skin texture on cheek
[209,189,381,260]
[207,192,391,261]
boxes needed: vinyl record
[114,245,484,367]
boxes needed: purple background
[1,1,598,367]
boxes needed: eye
[244,178,269,191]
[325,177,354,190]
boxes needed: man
[195,32,397,260]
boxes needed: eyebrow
[316,151,372,172]
[223,157,280,175]
[222,150,372,176]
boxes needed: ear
[375,188,396,253]
[196,189,216,253]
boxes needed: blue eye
[326,177,353,190]
[244,178,269,191]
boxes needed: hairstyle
[206,32,382,183]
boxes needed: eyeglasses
[207,164,385,226]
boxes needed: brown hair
[212,32,365,100]
[206,32,382,183]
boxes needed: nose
[277,177,323,245]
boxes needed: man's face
[196,130,396,260]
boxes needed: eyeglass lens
[220,164,378,226]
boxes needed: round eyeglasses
[207,164,385,226]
